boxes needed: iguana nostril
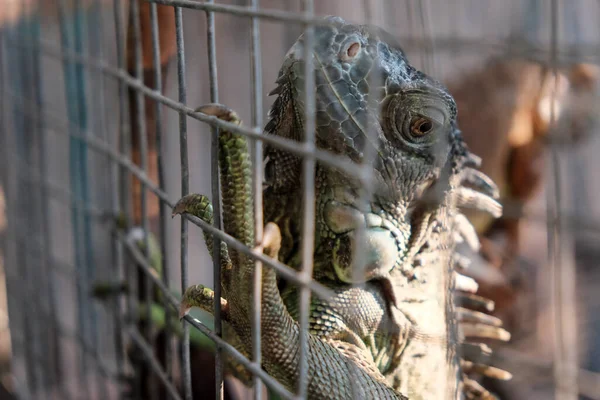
[341,42,361,61]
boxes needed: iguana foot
[179,284,230,322]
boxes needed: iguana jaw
[319,172,441,284]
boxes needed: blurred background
[0,0,599,399]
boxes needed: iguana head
[267,16,498,283]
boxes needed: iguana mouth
[324,193,436,283]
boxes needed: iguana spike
[460,360,513,381]
[456,307,503,327]
[454,213,481,251]
[454,272,479,293]
[462,376,499,400]
[459,168,500,199]
[268,85,284,96]
[463,152,482,168]
[454,187,503,218]
[459,323,511,342]
[456,292,495,312]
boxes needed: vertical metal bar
[547,1,563,398]
[351,0,379,279]
[1,32,33,396]
[174,7,192,400]
[415,0,437,76]
[0,34,29,398]
[149,1,174,386]
[362,0,373,23]
[22,12,51,396]
[31,1,66,396]
[0,32,18,400]
[6,23,38,397]
[349,8,380,399]
[114,1,132,224]
[113,31,138,400]
[0,38,10,397]
[130,0,156,398]
[87,1,112,396]
[249,0,264,399]
[298,1,315,398]
[204,2,224,399]
[405,1,415,45]
[72,1,100,374]
[129,4,154,398]
[111,1,129,397]
[547,1,578,398]
[55,1,93,396]
[522,0,542,42]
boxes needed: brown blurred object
[447,58,600,326]
[125,3,178,399]
[126,0,177,228]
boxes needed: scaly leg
[175,104,405,399]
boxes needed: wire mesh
[1,1,600,400]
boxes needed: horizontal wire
[118,231,297,400]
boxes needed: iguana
[174,16,510,399]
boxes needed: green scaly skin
[176,17,510,400]
[176,104,404,399]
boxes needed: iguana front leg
[174,104,406,399]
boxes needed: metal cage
[1,1,600,399]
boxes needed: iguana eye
[410,117,434,137]
[395,109,443,145]
[384,92,450,147]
